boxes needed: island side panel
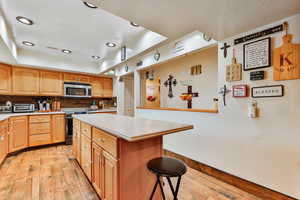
[118,136,163,200]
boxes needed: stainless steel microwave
[64,82,92,98]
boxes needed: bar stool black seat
[147,157,187,200]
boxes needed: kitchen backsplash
[0,96,117,109]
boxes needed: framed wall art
[243,37,271,71]
[232,85,248,97]
[251,85,284,98]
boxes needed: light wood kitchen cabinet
[81,134,92,181]
[12,67,39,95]
[52,114,65,143]
[9,116,28,153]
[103,78,113,97]
[64,73,90,83]
[29,115,51,147]
[73,118,81,163]
[103,151,118,200]
[92,143,104,198]
[0,120,9,165]
[40,70,63,96]
[0,64,11,94]
[91,77,104,97]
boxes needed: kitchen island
[72,114,193,200]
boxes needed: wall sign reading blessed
[251,85,284,98]
[243,38,271,71]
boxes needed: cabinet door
[12,67,39,95]
[52,115,65,143]
[64,73,90,83]
[81,134,92,181]
[0,64,11,94]
[103,151,118,200]
[9,116,28,153]
[92,143,104,198]
[40,71,63,96]
[91,77,103,97]
[103,78,113,97]
[0,121,9,165]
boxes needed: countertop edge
[136,107,219,113]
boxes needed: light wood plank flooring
[0,145,261,200]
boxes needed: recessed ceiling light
[16,16,34,25]
[106,42,116,47]
[130,22,139,27]
[92,56,100,60]
[62,49,72,54]
[83,1,98,8]
[22,41,35,46]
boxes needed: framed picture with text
[243,37,271,71]
[251,85,284,98]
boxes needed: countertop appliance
[12,104,35,113]
[64,82,92,98]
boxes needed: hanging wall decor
[250,71,265,81]
[180,86,199,109]
[190,65,202,75]
[136,60,143,67]
[218,85,231,106]
[220,42,231,58]
[164,75,177,98]
[251,85,284,98]
[273,23,300,80]
[154,50,161,61]
[226,48,242,82]
[243,37,271,71]
[232,85,248,97]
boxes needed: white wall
[136,13,300,199]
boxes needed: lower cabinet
[29,115,52,147]
[102,151,118,200]
[81,133,92,181]
[52,114,65,143]
[92,143,104,198]
[9,116,28,152]
[0,120,9,165]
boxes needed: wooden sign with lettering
[226,57,242,82]
[274,34,300,81]
[145,78,160,107]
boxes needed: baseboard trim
[164,149,296,200]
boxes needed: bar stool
[147,157,187,200]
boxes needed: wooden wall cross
[164,75,177,98]
[181,86,199,109]
[220,43,231,58]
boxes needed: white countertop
[73,114,193,142]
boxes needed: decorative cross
[164,75,177,98]
[220,42,231,58]
[218,85,231,106]
[181,86,199,109]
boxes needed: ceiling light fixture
[106,42,116,47]
[62,49,72,54]
[83,1,98,8]
[130,22,139,27]
[92,55,101,60]
[22,41,35,46]
[16,16,34,25]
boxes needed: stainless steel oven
[64,82,92,98]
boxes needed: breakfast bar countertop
[73,113,193,142]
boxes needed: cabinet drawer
[29,122,51,135]
[81,122,91,138]
[29,133,51,147]
[29,115,51,123]
[93,128,117,158]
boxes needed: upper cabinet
[91,77,104,97]
[0,64,11,94]
[40,70,63,96]
[103,78,113,97]
[12,67,39,95]
[64,73,90,83]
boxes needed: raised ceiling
[86,0,300,41]
[0,0,167,74]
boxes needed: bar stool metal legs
[149,175,182,200]
[149,175,166,200]
[166,176,182,200]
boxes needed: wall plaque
[243,38,271,71]
[250,71,265,81]
[251,85,284,98]
[232,85,248,97]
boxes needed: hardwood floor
[0,145,261,200]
